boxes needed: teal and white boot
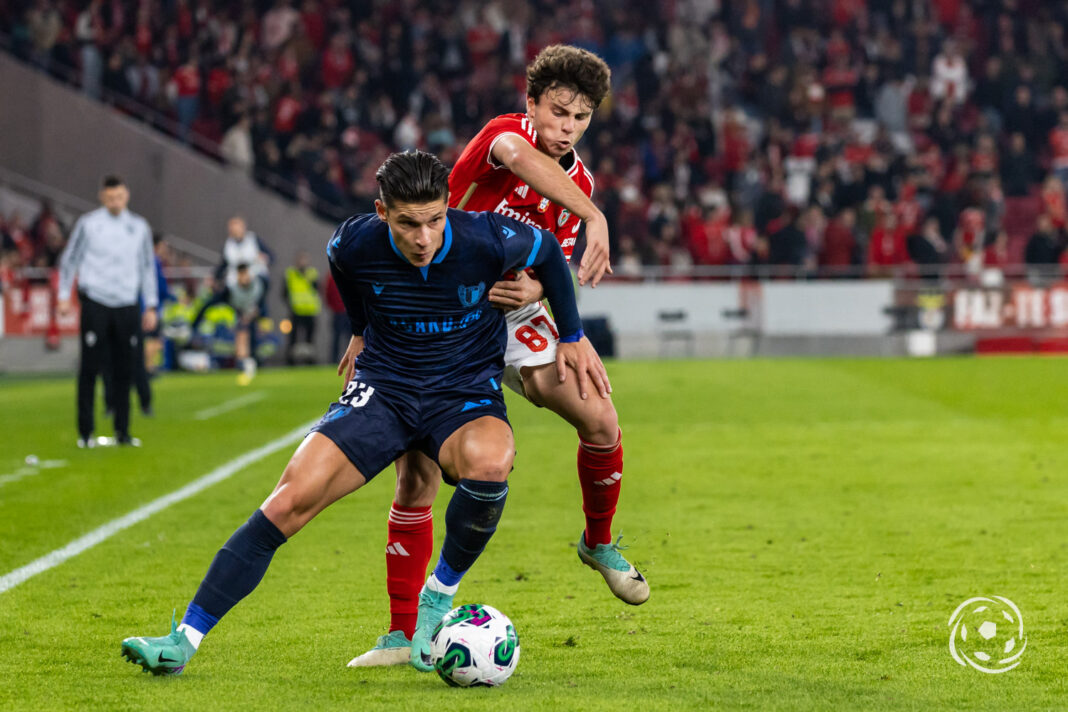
[346,631,411,667]
[578,533,650,605]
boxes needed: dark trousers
[330,312,349,364]
[104,322,151,413]
[78,294,140,440]
[287,313,316,364]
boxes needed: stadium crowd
[4,0,1068,277]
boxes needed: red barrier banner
[895,281,1068,332]
[1,280,79,338]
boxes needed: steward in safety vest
[282,251,321,364]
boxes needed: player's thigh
[393,450,442,507]
[501,302,558,401]
[521,362,619,445]
[437,416,515,483]
[262,432,369,537]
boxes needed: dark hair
[526,45,611,110]
[375,151,450,207]
[100,175,125,189]
[235,262,250,272]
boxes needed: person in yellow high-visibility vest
[282,250,321,364]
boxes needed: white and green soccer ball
[948,596,1026,673]
[429,604,520,687]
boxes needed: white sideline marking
[0,460,68,489]
[0,421,314,595]
[193,392,267,420]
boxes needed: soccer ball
[429,604,520,687]
[948,596,1027,673]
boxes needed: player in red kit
[345,45,648,669]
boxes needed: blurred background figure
[217,216,271,315]
[282,250,320,365]
[56,175,157,447]
[324,268,349,364]
[191,263,263,385]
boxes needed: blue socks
[181,509,287,636]
[432,479,508,586]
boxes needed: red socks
[576,430,623,547]
[385,502,433,639]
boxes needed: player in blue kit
[120,151,608,676]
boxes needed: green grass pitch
[0,358,1066,710]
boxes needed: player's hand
[489,271,544,311]
[142,308,158,332]
[576,214,613,288]
[555,336,611,400]
[57,298,72,317]
[338,335,364,383]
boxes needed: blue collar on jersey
[387,217,454,280]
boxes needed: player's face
[99,185,130,216]
[376,197,449,267]
[526,87,595,158]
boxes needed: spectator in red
[697,204,731,266]
[171,53,201,143]
[720,111,749,186]
[726,209,758,266]
[983,230,1010,270]
[301,0,326,50]
[273,84,303,146]
[321,33,354,90]
[867,212,907,277]
[820,208,857,276]
[822,53,858,121]
[205,60,233,111]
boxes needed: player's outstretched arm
[492,135,612,287]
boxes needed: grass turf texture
[0,358,1065,710]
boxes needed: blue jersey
[327,208,582,388]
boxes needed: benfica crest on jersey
[537,197,550,213]
[557,209,570,227]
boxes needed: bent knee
[576,402,619,445]
[457,443,513,482]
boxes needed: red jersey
[1049,127,1068,169]
[448,113,593,262]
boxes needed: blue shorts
[309,369,510,481]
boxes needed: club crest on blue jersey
[458,282,485,307]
